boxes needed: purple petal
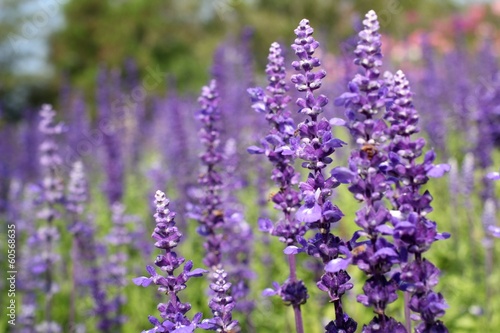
[376,224,394,235]
[133,276,152,287]
[173,326,195,333]
[487,172,500,181]
[374,247,398,258]
[280,146,295,156]
[488,225,500,238]
[284,246,300,255]
[146,265,157,276]
[258,218,273,232]
[296,202,322,223]
[262,288,278,297]
[329,117,346,126]
[330,167,355,183]
[247,146,264,154]
[435,232,451,240]
[192,313,203,324]
[427,164,450,178]
[325,258,351,273]
[197,321,215,330]
[187,268,208,277]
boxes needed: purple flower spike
[200,268,239,333]
[337,11,406,331]
[384,69,449,331]
[248,41,307,332]
[291,19,328,116]
[190,79,228,269]
[34,104,65,331]
[290,18,355,332]
[136,190,206,332]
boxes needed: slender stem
[485,238,493,321]
[70,241,77,332]
[45,214,54,325]
[333,299,345,328]
[293,304,305,333]
[404,291,411,333]
[287,254,304,333]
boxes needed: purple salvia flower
[418,36,447,156]
[17,184,42,332]
[66,161,88,330]
[221,139,255,315]
[248,41,307,333]
[81,219,116,332]
[162,81,194,227]
[210,39,255,168]
[66,162,114,331]
[384,70,449,332]
[191,79,241,330]
[221,208,254,313]
[96,67,125,205]
[193,79,225,269]
[289,19,356,332]
[104,202,132,329]
[66,161,87,217]
[335,11,406,332]
[35,104,65,331]
[199,268,239,333]
[20,109,41,182]
[134,190,207,332]
[124,58,147,170]
[67,90,89,151]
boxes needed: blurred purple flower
[135,190,207,332]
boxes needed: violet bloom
[134,190,207,332]
[191,79,225,269]
[67,164,114,332]
[335,11,406,331]
[17,184,42,332]
[221,139,255,315]
[35,104,65,331]
[191,80,241,332]
[105,202,132,329]
[248,42,307,332]
[288,19,356,332]
[66,161,87,217]
[384,70,449,332]
[199,268,239,333]
[96,67,125,205]
[66,161,88,329]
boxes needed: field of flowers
[1,8,500,333]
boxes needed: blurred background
[1,0,500,121]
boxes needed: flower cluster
[96,67,125,205]
[288,18,356,332]
[248,41,307,332]
[384,70,450,332]
[199,268,239,333]
[248,42,304,245]
[221,139,255,314]
[104,202,133,328]
[192,79,226,268]
[335,11,407,331]
[34,104,65,331]
[134,190,207,332]
[66,162,115,332]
